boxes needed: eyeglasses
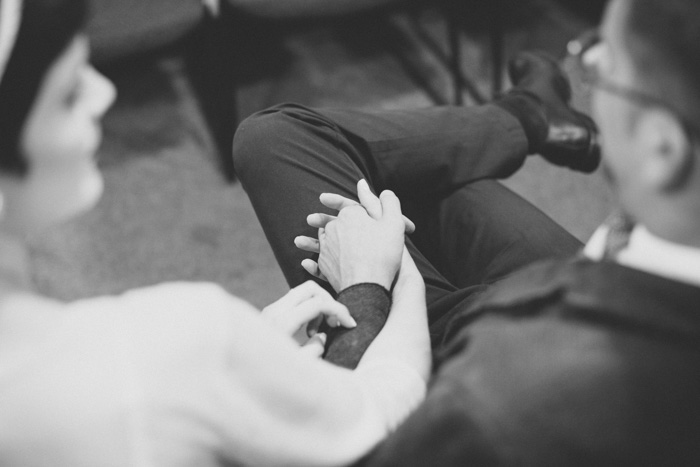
[567,29,699,137]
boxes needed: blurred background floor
[29,0,613,309]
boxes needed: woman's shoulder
[1,281,267,360]
[71,281,266,347]
[69,281,259,324]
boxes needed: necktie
[602,212,635,260]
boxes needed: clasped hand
[294,179,414,292]
[261,180,413,357]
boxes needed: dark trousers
[232,103,582,344]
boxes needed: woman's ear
[636,109,693,191]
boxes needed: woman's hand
[295,179,410,292]
[261,280,356,337]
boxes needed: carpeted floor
[28,1,613,309]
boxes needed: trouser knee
[232,103,324,184]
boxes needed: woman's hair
[0,0,88,175]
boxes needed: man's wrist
[339,282,392,300]
[341,272,394,292]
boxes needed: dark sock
[494,91,549,154]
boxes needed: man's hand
[295,179,408,292]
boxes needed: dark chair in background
[421,0,605,106]
[87,0,239,179]
[86,0,412,182]
[405,0,606,105]
[87,0,205,64]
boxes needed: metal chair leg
[186,7,239,182]
[447,18,465,106]
[489,0,504,98]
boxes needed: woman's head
[0,0,116,234]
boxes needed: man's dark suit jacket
[358,257,700,466]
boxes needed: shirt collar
[585,223,700,287]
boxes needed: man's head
[588,0,700,245]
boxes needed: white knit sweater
[0,282,426,466]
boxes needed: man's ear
[636,109,693,191]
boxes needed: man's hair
[0,0,88,175]
[624,0,700,131]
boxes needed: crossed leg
[232,103,581,342]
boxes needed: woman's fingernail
[348,317,357,328]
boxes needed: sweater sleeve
[116,282,426,467]
[323,283,392,370]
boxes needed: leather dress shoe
[508,51,601,173]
